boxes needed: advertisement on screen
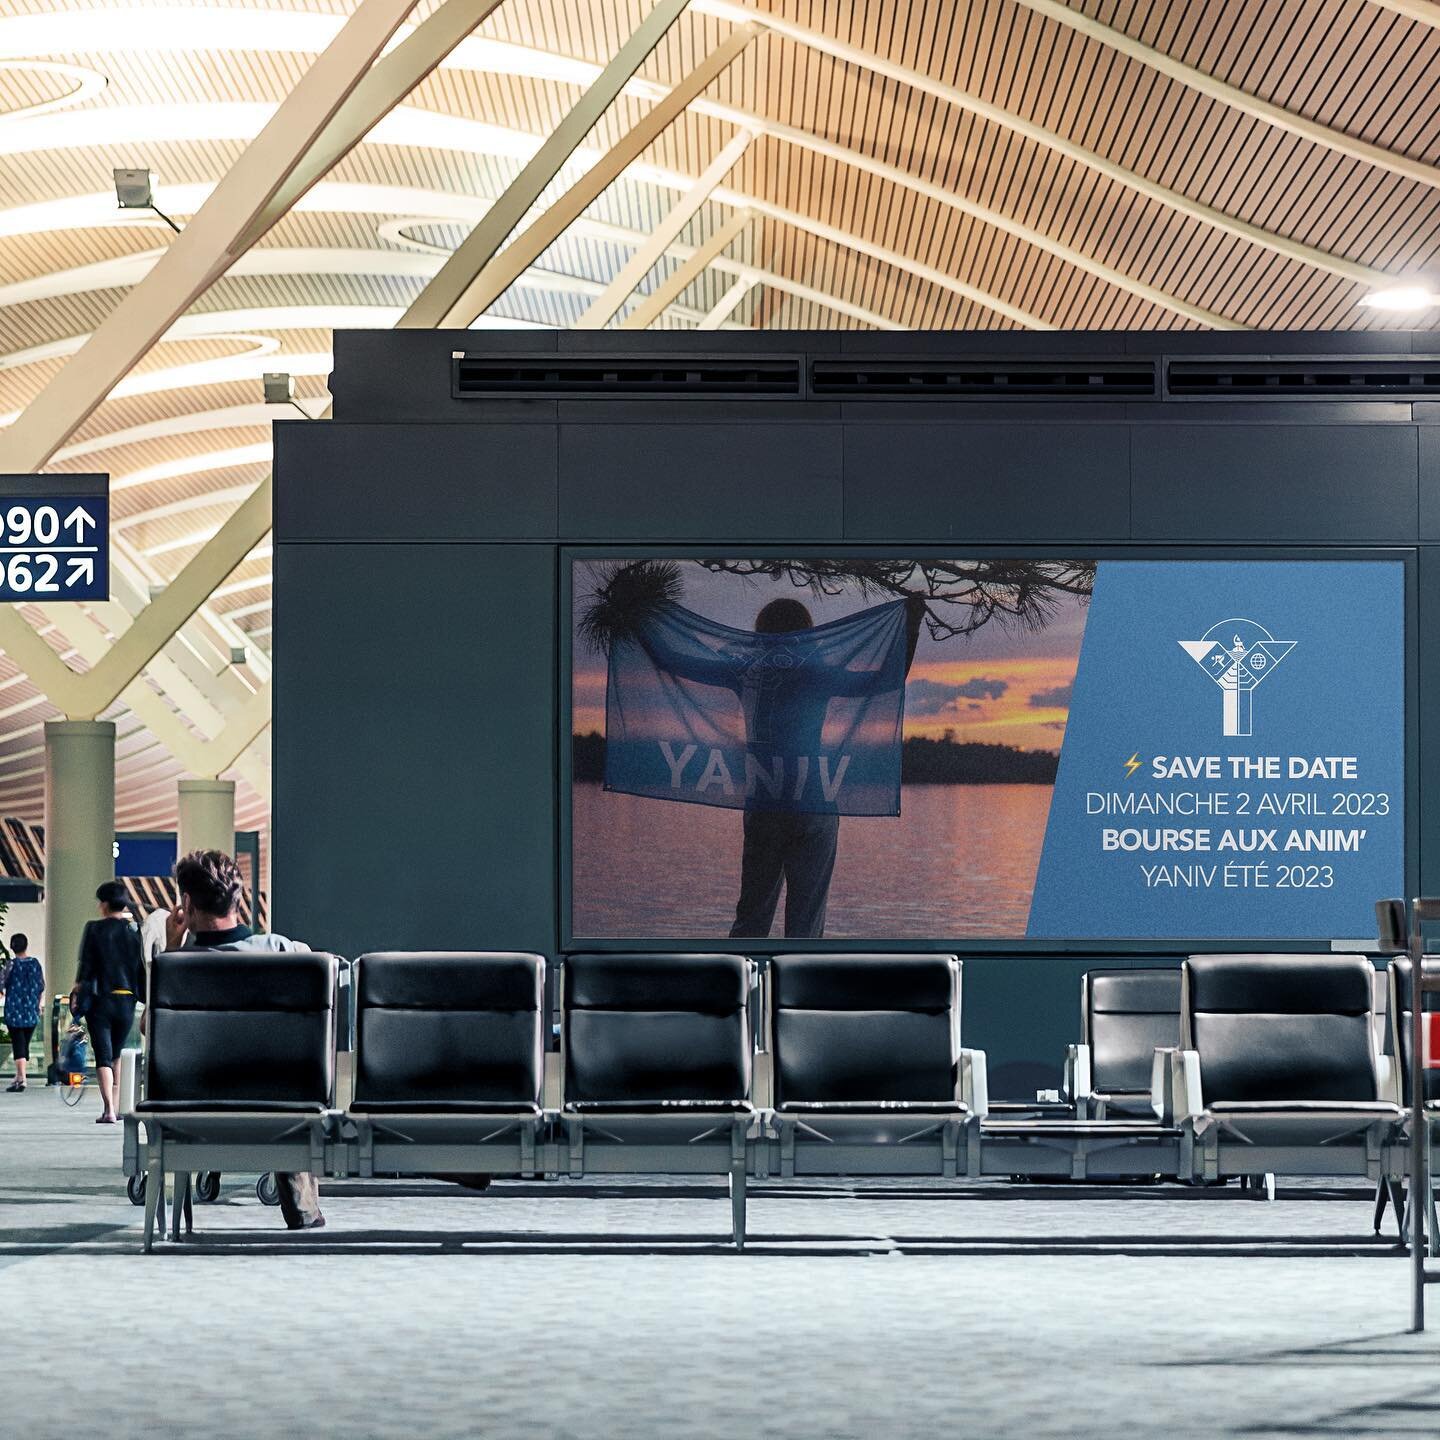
[569,557,1404,942]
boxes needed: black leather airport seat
[560,953,756,1246]
[763,954,983,1179]
[563,952,752,1110]
[136,950,339,1249]
[141,951,337,1113]
[1387,958,1440,1108]
[1065,968,1181,1119]
[1174,954,1401,1181]
[140,950,336,1117]
[351,951,544,1113]
[336,952,548,1184]
[770,953,962,1108]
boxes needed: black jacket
[76,916,146,1000]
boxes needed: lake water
[571,781,1054,938]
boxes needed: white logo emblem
[1179,618,1296,737]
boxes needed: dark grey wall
[275,330,1439,1094]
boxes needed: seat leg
[170,1173,190,1243]
[143,1155,162,1254]
[1428,1185,1439,1259]
[1263,1172,1275,1203]
[142,1140,164,1255]
[729,1160,747,1251]
[1374,1178,1390,1234]
[1388,1180,1406,1241]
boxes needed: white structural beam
[0,97,1239,326]
[0,176,991,330]
[233,0,507,254]
[1010,0,1440,192]
[0,0,420,472]
[400,0,695,329]
[693,0,1390,289]
[621,207,752,329]
[579,129,753,328]
[696,276,752,329]
[1367,1,1440,24]
[427,24,758,325]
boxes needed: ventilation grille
[452,354,803,399]
[810,359,1157,398]
[1168,358,1440,398]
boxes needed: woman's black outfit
[75,916,145,1068]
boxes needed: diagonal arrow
[64,505,95,542]
[67,556,94,588]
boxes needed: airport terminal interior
[6,1,1440,1436]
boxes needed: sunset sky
[571,559,1088,753]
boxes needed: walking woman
[1,933,44,1091]
[72,881,145,1124]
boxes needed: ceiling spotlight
[1360,284,1440,312]
[113,166,181,233]
[262,372,294,405]
[113,167,154,209]
[264,372,313,420]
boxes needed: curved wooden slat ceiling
[1,0,1439,837]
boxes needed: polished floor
[2,1085,1437,1439]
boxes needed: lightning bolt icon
[1123,752,1142,779]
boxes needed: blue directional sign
[0,495,107,601]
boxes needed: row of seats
[126,950,1436,1251]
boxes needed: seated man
[164,849,325,1232]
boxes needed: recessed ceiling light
[1360,285,1440,312]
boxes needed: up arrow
[67,556,94,588]
[65,505,95,542]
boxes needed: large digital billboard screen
[569,556,1404,943]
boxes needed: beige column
[177,778,237,860]
[44,720,116,999]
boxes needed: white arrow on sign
[67,556,94,588]
[65,505,95,542]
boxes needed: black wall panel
[558,423,844,539]
[274,421,557,540]
[1131,424,1419,541]
[1421,427,1440,541]
[842,423,1130,540]
[274,541,557,960]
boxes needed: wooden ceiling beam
[1011,0,1440,191]
[692,0,1394,288]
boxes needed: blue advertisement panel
[1027,561,1404,939]
[569,556,1404,943]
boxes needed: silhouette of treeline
[571,732,1058,785]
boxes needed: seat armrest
[1063,1043,1092,1107]
[1158,1048,1204,1122]
[543,1049,562,1111]
[959,1048,988,1117]
[118,1047,142,1117]
[1376,1052,1398,1106]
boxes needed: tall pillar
[177,778,236,859]
[44,720,115,996]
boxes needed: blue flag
[603,599,910,816]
